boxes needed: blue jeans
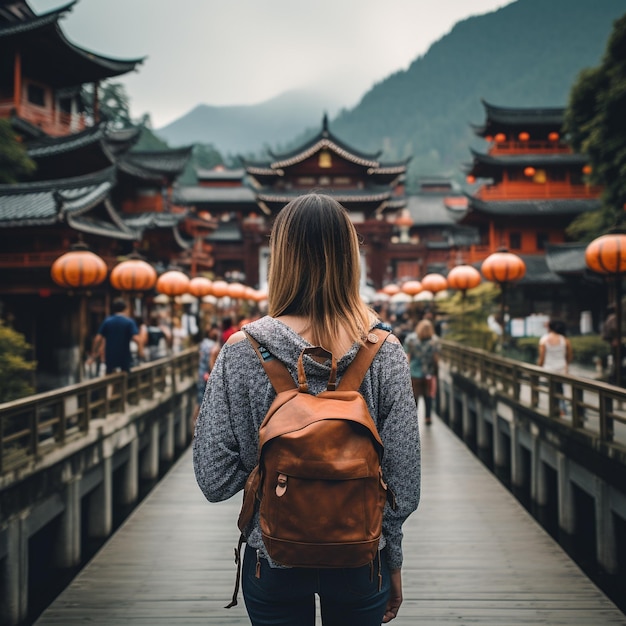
[242,545,391,626]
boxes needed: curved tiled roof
[26,123,107,158]
[173,185,256,205]
[469,149,585,168]
[1,1,144,85]
[545,243,589,274]
[118,148,193,181]
[466,195,601,216]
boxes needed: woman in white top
[538,319,573,374]
[538,319,573,415]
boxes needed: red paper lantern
[518,132,530,141]
[466,175,476,184]
[494,133,506,143]
[481,251,526,283]
[585,235,626,274]
[447,265,481,291]
[188,277,213,297]
[524,166,536,177]
[156,270,190,296]
[548,132,560,142]
[110,259,157,291]
[401,280,422,296]
[51,245,107,288]
[582,164,592,175]
[420,273,448,293]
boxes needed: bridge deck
[35,416,626,625]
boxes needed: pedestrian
[88,298,144,374]
[193,193,420,625]
[145,311,171,360]
[538,318,573,414]
[191,325,220,431]
[403,318,439,425]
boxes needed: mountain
[155,90,342,157]
[329,0,625,186]
[157,0,625,186]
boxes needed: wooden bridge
[34,406,625,624]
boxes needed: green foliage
[177,144,224,185]
[0,320,36,403]
[82,81,132,128]
[0,119,36,183]
[133,123,170,151]
[564,13,626,239]
[328,0,625,192]
[437,282,501,351]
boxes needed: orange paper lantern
[585,235,626,274]
[227,282,247,299]
[518,132,530,141]
[548,132,560,142]
[401,280,422,296]
[481,251,526,283]
[524,166,536,177]
[156,270,190,296]
[447,265,481,291]
[420,273,448,293]
[110,259,157,291]
[494,133,506,143]
[211,280,229,298]
[188,276,213,297]
[382,284,400,295]
[51,246,107,288]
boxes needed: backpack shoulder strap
[244,331,296,393]
[337,328,391,391]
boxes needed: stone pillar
[162,410,175,463]
[530,430,547,506]
[461,392,473,442]
[595,479,617,573]
[1,514,28,626]
[141,421,160,480]
[510,421,523,489]
[557,452,575,535]
[119,438,139,506]
[88,455,112,538]
[54,476,81,568]
[476,399,489,451]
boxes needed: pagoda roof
[264,115,382,168]
[117,147,193,182]
[123,211,188,230]
[0,166,139,239]
[196,167,245,182]
[256,187,394,206]
[406,194,462,227]
[545,243,589,275]
[26,122,107,158]
[102,127,142,157]
[468,149,585,169]
[174,185,256,206]
[466,195,601,216]
[0,1,144,87]
[517,254,566,285]
[472,100,565,136]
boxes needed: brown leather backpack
[226,329,395,608]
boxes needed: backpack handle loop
[298,347,337,392]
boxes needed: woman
[538,319,573,414]
[403,319,439,425]
[193,193,420,625]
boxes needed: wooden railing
[476,182,602,201]
[440,340,626,454]
[0,348,197,474]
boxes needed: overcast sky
[31,0,512,128]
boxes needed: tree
[0,320,36,402]
[81,81,132,128]
[564,14,626,240]
[0,119,36,183]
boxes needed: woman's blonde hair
[268,193,373,349]
[416,319,435,341]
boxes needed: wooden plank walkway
[35,416,626,625]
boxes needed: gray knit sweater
[192,316,420,570]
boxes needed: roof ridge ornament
[322,113,329,137]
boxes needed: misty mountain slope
[155,90,341,156]
[330,0,625,182]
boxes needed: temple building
[457,100,605,326]
[0,1,201,388]
[176,116,471,289]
